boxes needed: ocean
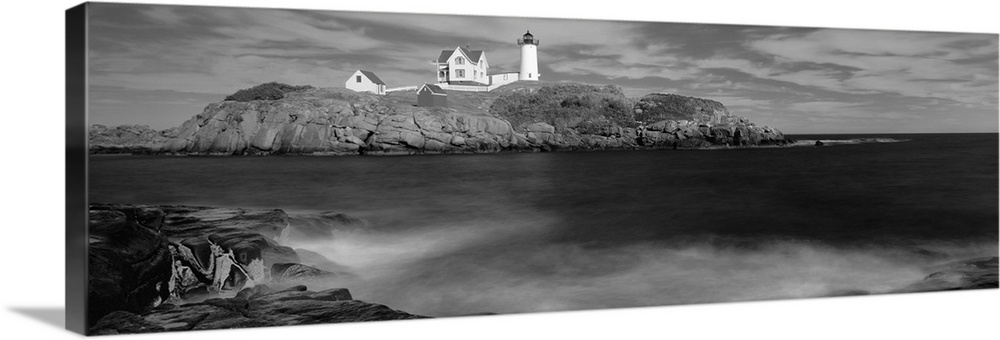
[89,133,998,317]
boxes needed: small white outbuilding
[345,70,386,95]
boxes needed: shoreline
[88,137,913,156]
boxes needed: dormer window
[455,56,464,65]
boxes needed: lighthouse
[517,31,539,81]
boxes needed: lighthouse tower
[517,31,539,81]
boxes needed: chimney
[466,44,471,50]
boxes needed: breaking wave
[282,210,995,317]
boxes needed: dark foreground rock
[822,257,998,298]
[285,212,369,244]
[90,285,426,334]
[150,205,300,267]
[90,204,301,296]
[87,204,387,333]
[88,209,173,326]
[897,257,998,293]
[271,263,338,281]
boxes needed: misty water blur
[283,210,994,316]
[90,133,999,316]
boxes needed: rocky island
[89,82,788,155]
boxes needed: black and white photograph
[3,0,999,339]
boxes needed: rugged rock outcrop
[86,204,410,333]
[151,205,299,266]
[88,208,174,326]
[152,88,516,155]
[90,285,426,335]
[821,256,998,298]
[631,93,785,147]
[89,124,176,154]
[293,248,355,274]
[821,257,998,298]
[898,257,998,292]
[90,83,787,155]
[633,93,730,123]
[271,263,337,281]
[91,204,301,297]
[285,211,369,244]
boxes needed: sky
[87,3,998,134]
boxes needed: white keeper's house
[436,46,490,86]
[434,31,540,92]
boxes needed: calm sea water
[89,133,998,316]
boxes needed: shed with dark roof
[417,84,447,107]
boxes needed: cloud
[747,29,999,105]
[787,101,860,112]
[139,6,186,24]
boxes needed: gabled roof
[436,50,453,64]
[419,83,446,95]
[436,47,485,64]
[462,47,484,63]
[357,70,385,85]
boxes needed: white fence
[387,81,517,94]
[385,86,419,93]
[436,83,498,92]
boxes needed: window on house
[456,69,465,78]
[356,75,362,83]
[455,57,464,65]
[473,70,477,79]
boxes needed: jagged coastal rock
[157,88,516,155]
[822,257,999,297]
[89,124,176,154]
[88,208,174,326]
[89,82,788,155]
[87,204,423,334]
[90,284,424,334]
[897,257,999,292]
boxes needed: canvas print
[73,1,998,335]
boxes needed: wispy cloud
[747,29,998,105]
